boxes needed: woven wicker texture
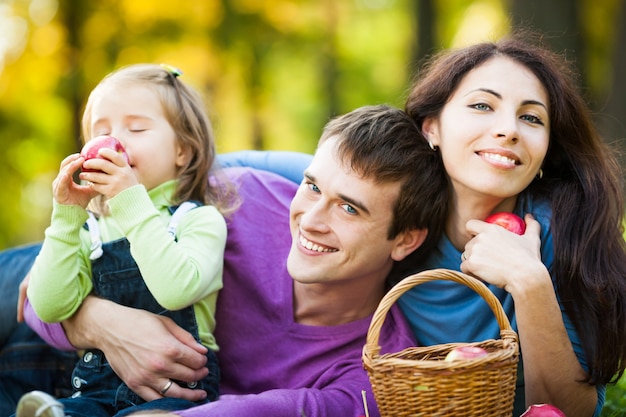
[363,269,519,417]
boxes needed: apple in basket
[443,346,488,362]
[520,403,567,417]
[485,212,526,235]
[80,135,129,173]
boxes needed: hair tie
[160,63,183,78]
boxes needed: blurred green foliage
[1,0,623,250]
[0,0,422,247]
[602,373,626,416]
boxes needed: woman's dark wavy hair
[405,31,626,385]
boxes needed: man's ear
[390,228,428,262]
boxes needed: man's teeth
[483,152,517,165]
[300,236,338,252]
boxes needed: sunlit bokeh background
[0,0,622,237]
[1,0,624,250]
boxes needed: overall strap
[167,201,201,239]
[86,211,103,260]
[85,201,201,259]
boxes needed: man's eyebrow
[304,170,370,215]
[469,88,548,110]
[338,193,370,215]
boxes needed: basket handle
[366,268,516,356]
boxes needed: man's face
[287,136,406,288]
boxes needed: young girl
[20,64,237,416]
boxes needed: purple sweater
[26,167,416,417]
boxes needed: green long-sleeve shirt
[28,180,226,350]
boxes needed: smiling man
[16,105,448,417]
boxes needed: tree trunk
[409,0,436,73]
[601,1,626,148]
[510,0,585,79]
[59,0,87,151]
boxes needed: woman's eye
[521,114,544,125]
[340,204,357,215]
[471,103,491,111]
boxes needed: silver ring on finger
[160,379,173,395]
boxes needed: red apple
[80,135,129,173]
[521,404,567,417]
[484,212,526,235]
[444,346,488,362]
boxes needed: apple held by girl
[80,135,129,173]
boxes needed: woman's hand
[64,296,210,402]
[460,213,546,294]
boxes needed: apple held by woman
[80,135,129,173]
[484,212,526,235]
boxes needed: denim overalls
[58,202,220,417]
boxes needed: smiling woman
[399,33,626,417]
[421,56,550,206]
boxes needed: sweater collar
[148,180,178,209]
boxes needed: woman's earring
[428,140,437,151]
[537,168,543,179]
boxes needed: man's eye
[307,182,320,193]
[340,204,357,215]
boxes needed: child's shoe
[15,391,65,417]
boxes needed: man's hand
[16,272,30,322]
[64,296,210,402]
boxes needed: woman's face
[424,56,550,202]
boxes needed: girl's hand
[53,154,98,208]
[460,214,548,294]
[79,148,139,199]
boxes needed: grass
[600,372,626,416]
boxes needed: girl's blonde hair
[81,63,239,216]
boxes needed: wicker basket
[363,269,519,417]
